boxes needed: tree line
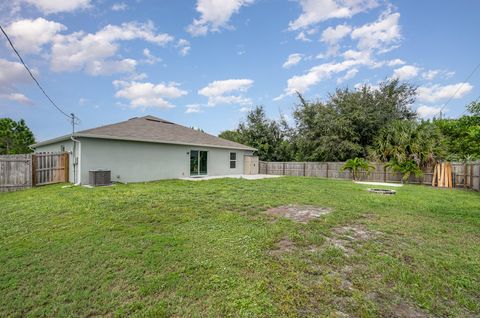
[0,118,35,155]
[220,79,480,174]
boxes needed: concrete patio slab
[180,174,283,181]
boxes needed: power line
[438,62,480,116]
[0,24,75,121]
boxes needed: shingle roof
[33,115,255,151]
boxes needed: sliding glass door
[190,150,208,176]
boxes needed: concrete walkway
[180,174,282,181]
[354,181,403,187]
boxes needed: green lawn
[1,177,479,317]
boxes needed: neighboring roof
[32,115,256,151]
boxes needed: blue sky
[1,0,479,141]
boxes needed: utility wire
[437,62,480,117]
[0,24,74,121]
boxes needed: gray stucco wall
[47,138,252,184]
[34,139,76,183]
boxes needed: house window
[230,152,237,169]
[60,145,65,152]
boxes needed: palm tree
[340,157,375,181]
[385,158,423,183]
[369,120,445,182]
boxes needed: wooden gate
[32,152,69,186]
[244,155,259,175]
[0,154,32,192]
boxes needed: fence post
[283,162,286,175]
[326,163,329,178]
[65,152,69,182]
[303,162,306,176]
[476,162,480,191]
[471,164,474,190]
[31,154,36,186]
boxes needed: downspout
[70,135,81,185]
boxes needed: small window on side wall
[230,152,236,169]
[60,145,65,152]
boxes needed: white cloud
[239,106,252,112]
[421,70,440,81]
[0,93,33,105]
[0,59,35,105]
[0,2,22,25]
[392,65,420,80]
[386,58,405,67]
[86,59,137,76]
[289,0,378,30]
[129,72,148,81]
[50,21,173,75]
[0,59,31,87]
[187,0,254,36]
[417,83,473,103]
[142,48,161,64]
[295,31,311,42]
[416,105,443,118]
[320,24,352,56]
[22,0,91,14]
[321,24,351,44]
[351,11,401,52]
[337,68,358,84]
[111,3,127,11]
[198,79,253,106]
[282,53,303,69]
[185,104,203,113]
[176,39,191,56]
[295,28,318,42]
[276,50,376,98]
[113,80,187,109]
[5,18,66,54]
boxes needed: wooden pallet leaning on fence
[431,162,453,188]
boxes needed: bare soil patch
[326,225,381,257]
[269,237,296,256]
[384,302,432,318]
[265,204,332,223]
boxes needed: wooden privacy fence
[259,161,480,191]
[0,152,69,192]
[0,154,32,192]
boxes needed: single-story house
[32,115,257,184]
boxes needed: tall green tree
[218,130,243,144]
[292,79,417,161]
[218,106,293,161]
[0,118,35,154]
[433,115,480,160]
[467,100,480,116]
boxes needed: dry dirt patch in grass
[269,237,296,257]
[325,225,381,257]
[265,204,332,223]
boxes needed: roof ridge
[78,118,133,134]
[34,115,256,151]
[141,115,175,124]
